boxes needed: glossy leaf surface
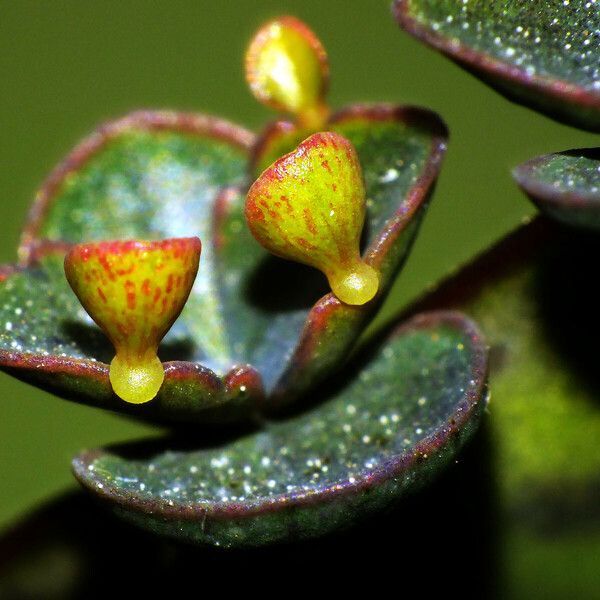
[394,0,600,131]
[73,311,487,547]
[20,111,253,255]
[0,433,495,598]
[266,105,449,404]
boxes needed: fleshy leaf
[20,111,253,258]
[409,217,600,534]
[249,106,448,405]
[394,0,600,132]
[246,132,379,306]
[64,238,201,404]
[513,148,600,230]
[72,311,488,548]
[245,16,330,128]
[0,436,493,596]
[1,106,446,415]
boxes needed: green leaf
[21,111,253,254]
[72,311,487,547]
[0,435,493,596]
[1,106,447,419]
[514,148,600,230]
[410,217,600,531]
[394,0,600,132]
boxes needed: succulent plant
[514,148,600,229]
[2,6,598,594]
[0,15,489,547]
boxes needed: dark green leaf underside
[396,0,600,130]
[74,312,485,547]
[514,149,600,230]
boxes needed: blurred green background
[0,0,598,593]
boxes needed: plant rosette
[0,16,489,546]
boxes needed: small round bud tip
[330,262,379,306]
[109,353,164,405]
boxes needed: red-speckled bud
[245,132,378,306]
[64,237,201,404]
